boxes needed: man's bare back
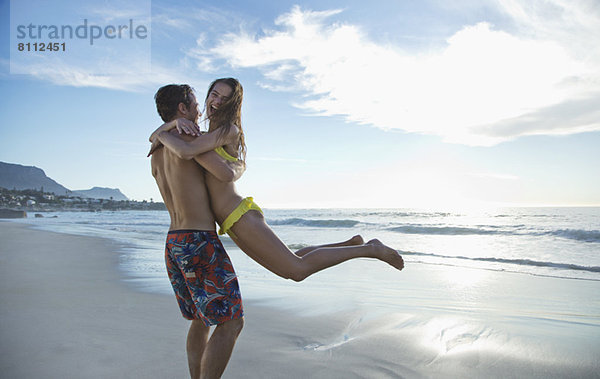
[151,140,216,231]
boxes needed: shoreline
[1,220,599,378]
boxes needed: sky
[1,0,599,208]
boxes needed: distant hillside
[0,161,70,195]
[0,161,129,200]
[72,187,128,201]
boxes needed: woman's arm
[156,130,223,160]
[149,118,200,143]
[194,151,246,182]
[147,118,201,156]
[155,124,241,160]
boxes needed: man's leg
[187,320,210,379]
[200,318,244,379]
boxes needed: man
[149,84,245,379]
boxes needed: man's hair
[154,84,195,122]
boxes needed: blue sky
[1,0,599,208]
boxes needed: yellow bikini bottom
[218,197,263,238]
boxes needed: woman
[150,78,404,281]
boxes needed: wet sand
[1,221,598,378]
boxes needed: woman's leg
[230,211,403,281]
[293,235,364,257]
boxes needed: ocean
[14,207,600,308]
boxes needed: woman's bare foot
[367,239,404,271]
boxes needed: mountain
[71,187,128,201]
[0,161,129,200]
[0,162,70,195]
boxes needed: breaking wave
[387,225,600,242]
[268,218,360,228]
[400,250,600,274]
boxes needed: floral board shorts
[165,230,243,326]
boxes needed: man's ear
[177,102,188,115]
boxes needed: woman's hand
[147,139,162,157]
[173,118,201,136]
[228,159,246,182]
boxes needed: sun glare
[442,266,490,289]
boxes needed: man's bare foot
[367,239,404,271]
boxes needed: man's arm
[194,151,246,182]
[228,160,246,182]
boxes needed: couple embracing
[149,78,404,379]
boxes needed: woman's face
[206,82,233,118]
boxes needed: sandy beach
[1,220,599,378]
[0,221,191,378]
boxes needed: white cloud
[150,14,192,31]
[18,61,200,92]
[197,3,600,146]
[88,6,150,24]
[152,5,237,32]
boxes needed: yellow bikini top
[215,146,238,162]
